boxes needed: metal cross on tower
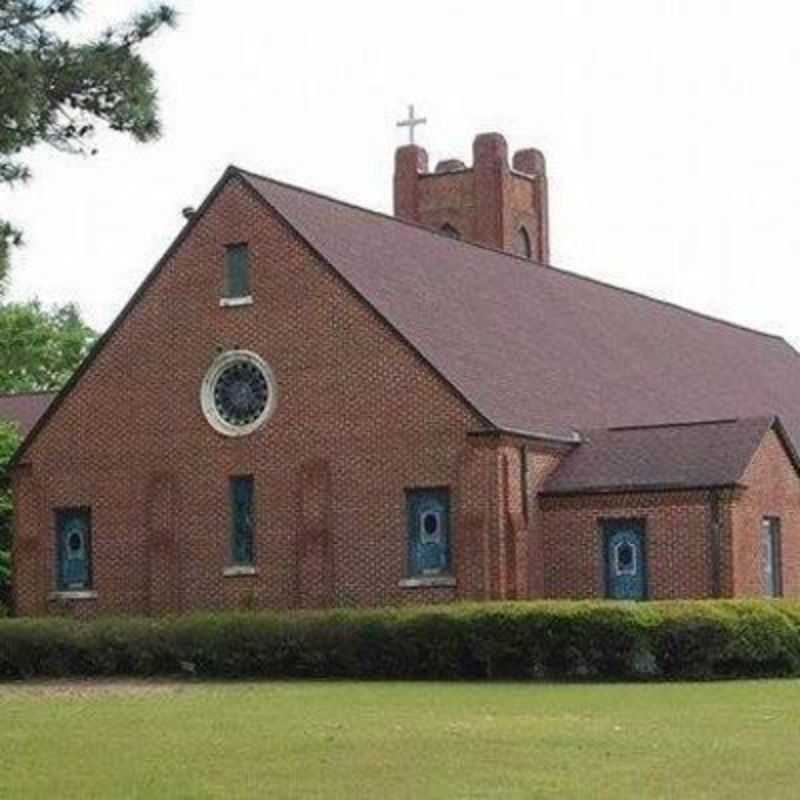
[396,104,427,145]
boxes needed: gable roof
[540,416,783,495]
[0,392,55,436]
[239,169,800,451]
[11,166,800,469]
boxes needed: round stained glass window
[201,351,277,436]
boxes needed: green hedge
[2,600,800,681]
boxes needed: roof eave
[540,481,744,498]
[769,415,800,477]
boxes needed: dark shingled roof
[541,417,779,495]
[0,392,55,436]
[240,170,800,451]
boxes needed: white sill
[223,565,258,577]
[49,591,98,601]
[398,576,456,589]
[219,296,253,308]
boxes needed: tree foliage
[0,420,20,601]
[0,420,19,535]
[0,0,176,286]
[0,299,95,392]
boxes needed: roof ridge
[233,166,785,343]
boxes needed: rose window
[201,351,277,436]
[214,360,268,426]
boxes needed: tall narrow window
[55,508,92,591]
[224,243,250,299]
[406,488,451,577]
[761,517,782,597]
[230,476,255,565]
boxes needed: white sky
[6,0,800,346]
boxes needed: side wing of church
[9,132,800,616]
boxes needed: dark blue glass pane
[762,518,781,597]
[407,490,450,577]
[56,508,91,590]
[214,361,268,426]
[230,476,254,565]
[225,244,250,298]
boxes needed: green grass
[1,680,799,799]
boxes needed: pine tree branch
[0,0,176,278]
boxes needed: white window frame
[200,350,278,437]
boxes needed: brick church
[8,131,800,617]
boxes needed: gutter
[468,426,581,446]
[540,481,744,499]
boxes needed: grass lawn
[0,680,798,799]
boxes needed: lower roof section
[541,416,780,496]
[0,392,55,436]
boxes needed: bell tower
[393,132,550,264]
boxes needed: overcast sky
[7,0,800,347]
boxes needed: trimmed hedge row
[2,600,800,681]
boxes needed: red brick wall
[538,490,726,599]
[12,175,493,617]
[524,445,569,597]
[418,171,477,241]
[730,428,800,597]
[497,444,525,600]
[455,436,571,603]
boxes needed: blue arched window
[406,488,451,576]
[56,508,92,590]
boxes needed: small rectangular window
[230,476,255,565]
[55,507,92,591]
[406,488,451,577]
[224,243,250,299]
[761,517,782,597]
